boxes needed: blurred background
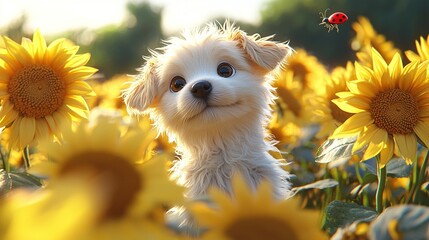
[1,0,428,79]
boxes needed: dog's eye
[170,76,187,92]
[217,62,235,78]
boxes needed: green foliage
[84,2,163,78]
[324,200,378,235]
[258,0,429,65]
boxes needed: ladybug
[319,8,348,32]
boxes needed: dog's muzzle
[191,81,212,99]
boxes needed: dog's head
[124,23,292,138]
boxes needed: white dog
[124,23,293,200]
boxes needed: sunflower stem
[413,150,429,203]
[23,146,31,170]
[375,157,387,213]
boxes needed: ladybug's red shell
[328,12,348,24]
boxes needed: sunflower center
[58,151,142,220]
[8,65,66,118]
[369,89,419,134]
[330,97,353,123]
[276,88,301,117]
[292,63,309,85]
[225,216,297,240]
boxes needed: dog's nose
[191,81,212,99]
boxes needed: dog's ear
[229,30,292,72]
[123,57,159,115]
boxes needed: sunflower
[1,180,102,240]
[33,119,184,223]
[0,30,97,149]
[351,17,400,68]
[331,48,429,166]
[87,74,131,112]
[280,48,328,95]
[313,62,356,139]
[190,175,328,240]
[271,70,321,147]
[405,35,429,62]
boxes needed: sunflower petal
[388,52,402,83]
[363,141,384,160]
[414,121,429,148]
[371,48,388,79]
[0,104,18,127]
[332,112,373,138]
[63,66,98,83]
[3,36,32,66]
[394,134,417,164]
[65,53,91,69]
[67,81,95,96]
[355,61,373,82]
[19,117,36,147]
[332,97,367,113]
[405,50,420,62]
[35,118,51,141]
[379,137,394,167]
[64,96,89,112]
[400,61,418,91]
[33,29,47,62]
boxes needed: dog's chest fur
[170,123,291,200]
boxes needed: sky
[0,0,266,35]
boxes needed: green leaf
[324,200,378,235]
[315,136,360,164]
[9,172,42,190]
[363,157,413,178]
[0,169,12,196]
[290,179,338,197]
[369,205,429,240]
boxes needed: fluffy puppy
[124,23,293,200]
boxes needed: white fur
[124,23,293,200]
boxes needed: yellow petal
[44,115,58,133]
[371,48,388,79]
[332,112,373,138]
[65,53,91,69]
[347,80,377,98]
[35,118,51,141]
[3,36,32,66]
[63,66,98,83]
[363,141,384,160]
[332,97,366,113]
[67,81,95,96]
[33,29,47,62]
[62,105,88,121]
[414,121,429,148]
[352,124,379,153]
[21,37,34,56]
[379,137,394,167]
[19,117,36,147]
[0,103,18,127]
[63,96,89,111]
[388,52,403,83]
[405,50,420,62]
[335,91,355,98]
[400,61,419,91]
[394,134,417,164]
[45,38,66,65]
[355,61,372,82]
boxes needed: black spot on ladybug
[336,14,340,17]
[342,16,346,19]
[339,19,343,22]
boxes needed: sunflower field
[1,5,429,240]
